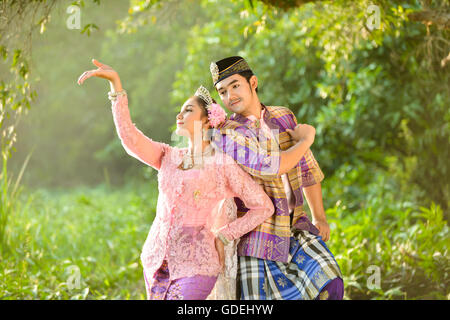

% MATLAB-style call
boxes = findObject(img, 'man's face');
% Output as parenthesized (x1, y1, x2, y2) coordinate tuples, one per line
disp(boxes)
(215, 74, 257, 115)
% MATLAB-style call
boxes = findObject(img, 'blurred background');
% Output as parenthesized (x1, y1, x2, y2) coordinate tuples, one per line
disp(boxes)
(0, 0, 448, 299)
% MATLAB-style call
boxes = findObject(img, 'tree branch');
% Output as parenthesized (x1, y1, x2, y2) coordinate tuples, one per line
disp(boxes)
(408, 9, 450, 29)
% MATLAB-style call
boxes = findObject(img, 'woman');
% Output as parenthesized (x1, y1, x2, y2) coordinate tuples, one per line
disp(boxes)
(77, 59, 282, 300)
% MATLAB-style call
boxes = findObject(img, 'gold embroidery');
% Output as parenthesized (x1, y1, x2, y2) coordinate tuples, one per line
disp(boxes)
(277, 277, 287, 288)
(319, 290, 329, 300)
(295, 254, 305, 265)
(210, 62, 219, 83)
(212, 59, 251, 83)
(167, 282, 184, 300)
(264, 240, 274, 259)
(262, 281, 268, 294)
(193, 190, 201, 201)
(313, 270, 328, 288)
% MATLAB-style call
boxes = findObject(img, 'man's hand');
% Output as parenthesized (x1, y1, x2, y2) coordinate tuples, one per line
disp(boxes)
(286, 123, 316, 144)
(312, 219, 330, 242)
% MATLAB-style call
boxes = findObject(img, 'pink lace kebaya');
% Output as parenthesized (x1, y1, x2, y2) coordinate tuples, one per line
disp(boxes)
(110, 94, 274, 294)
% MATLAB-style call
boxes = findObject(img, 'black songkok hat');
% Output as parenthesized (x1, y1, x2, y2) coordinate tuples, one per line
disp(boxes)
(210, 56, 253, 86)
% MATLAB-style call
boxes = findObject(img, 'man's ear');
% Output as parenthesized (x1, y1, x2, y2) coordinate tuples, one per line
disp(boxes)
(250, 75, 258, 92)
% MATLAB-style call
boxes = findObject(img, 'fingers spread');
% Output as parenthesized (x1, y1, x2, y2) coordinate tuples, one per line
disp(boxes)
(92, 59, 102, 67)
(77, 71, 88, 84)
(79, 71, 94, 84)
(78, 72, 88, 84)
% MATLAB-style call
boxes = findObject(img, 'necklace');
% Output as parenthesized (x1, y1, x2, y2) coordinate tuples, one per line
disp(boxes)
(179, 144, 214, 170)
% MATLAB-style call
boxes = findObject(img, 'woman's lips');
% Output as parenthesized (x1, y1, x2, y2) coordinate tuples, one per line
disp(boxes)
(230, 99, 240, 106)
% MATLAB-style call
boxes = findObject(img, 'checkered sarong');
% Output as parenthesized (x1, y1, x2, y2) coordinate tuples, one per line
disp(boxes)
(238, 229, 343, 300)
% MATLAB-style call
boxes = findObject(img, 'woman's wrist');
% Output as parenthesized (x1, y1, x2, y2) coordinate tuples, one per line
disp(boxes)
(109, 77, 123, 93)
(217, 232, 230, 246)
(108, 88, 127, 101)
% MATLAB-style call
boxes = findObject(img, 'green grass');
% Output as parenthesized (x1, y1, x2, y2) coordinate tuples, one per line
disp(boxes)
(0, 181, 158, 300)
(323, 168, 450, 300)
(1, 172, 448, 300)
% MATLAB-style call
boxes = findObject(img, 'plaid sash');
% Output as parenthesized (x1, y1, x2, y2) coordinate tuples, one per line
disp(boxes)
(238, 229, 343, 300)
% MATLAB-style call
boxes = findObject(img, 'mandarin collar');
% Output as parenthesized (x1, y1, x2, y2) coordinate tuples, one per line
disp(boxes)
(230, 103, 271, 125)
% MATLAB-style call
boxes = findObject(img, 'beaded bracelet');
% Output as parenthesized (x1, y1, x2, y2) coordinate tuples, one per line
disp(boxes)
(108, 89, 127, 101)
(217, 232, 230, 246)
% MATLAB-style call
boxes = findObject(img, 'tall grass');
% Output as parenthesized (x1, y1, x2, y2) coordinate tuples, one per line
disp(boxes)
(0, 150, 33, 257)
(323, 164, 450, 300)
(1, 159, 448, 299)
(0, 178, 159, 300)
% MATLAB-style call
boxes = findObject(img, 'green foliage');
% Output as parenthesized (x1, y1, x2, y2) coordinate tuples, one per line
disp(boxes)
(0, 145, 33, 255)
(1, 178, 447, 300)
(169, 0, 449, 212)
(2, 0, 448, 300)
(0, 182, 158, 299)
(318, 157, 449, 299)
(328, 199, 449, 299)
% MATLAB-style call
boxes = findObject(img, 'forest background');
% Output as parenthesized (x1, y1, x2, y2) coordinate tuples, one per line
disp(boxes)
(0, 0, 448, 299)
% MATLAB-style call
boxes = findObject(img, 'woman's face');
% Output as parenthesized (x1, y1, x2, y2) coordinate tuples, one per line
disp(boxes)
(175, 97, 208, 138)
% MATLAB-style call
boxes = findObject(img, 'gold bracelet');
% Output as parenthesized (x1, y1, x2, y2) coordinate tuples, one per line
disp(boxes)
(218, 232, 230, 246)
(108, 90, 127, 101)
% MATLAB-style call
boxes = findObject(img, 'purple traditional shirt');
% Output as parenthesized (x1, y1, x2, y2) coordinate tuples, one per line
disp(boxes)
(212, 104, 325, 263)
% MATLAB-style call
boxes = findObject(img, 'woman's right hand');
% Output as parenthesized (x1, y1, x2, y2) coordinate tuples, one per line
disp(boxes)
(77, 59, 121, 90)
(286, 123, 316, 146)
(214, 236, 225, 272)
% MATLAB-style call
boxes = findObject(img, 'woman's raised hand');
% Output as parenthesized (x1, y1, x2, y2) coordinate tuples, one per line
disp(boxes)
(77, 59, 120, 85)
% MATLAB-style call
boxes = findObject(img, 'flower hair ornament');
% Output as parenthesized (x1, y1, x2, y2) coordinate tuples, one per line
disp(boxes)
(194, 85, 227, 128)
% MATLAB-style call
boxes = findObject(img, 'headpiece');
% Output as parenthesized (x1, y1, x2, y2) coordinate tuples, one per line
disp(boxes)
(194, 85, 226, 128)
(194, 85, 213, 106)
(210, 56, 253, 86)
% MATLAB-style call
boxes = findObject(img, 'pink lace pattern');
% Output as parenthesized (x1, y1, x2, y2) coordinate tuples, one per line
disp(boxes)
(207, 198, 239, 300)
(111, 94, 274, 283)
(111, 94, 168, 170)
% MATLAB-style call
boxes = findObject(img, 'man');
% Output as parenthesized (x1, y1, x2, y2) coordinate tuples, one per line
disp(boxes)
(210, 56, 343, 300)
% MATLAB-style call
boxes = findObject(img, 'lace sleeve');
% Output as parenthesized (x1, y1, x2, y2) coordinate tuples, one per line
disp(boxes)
(111, 94, 168, 170)
(207, 198, 239, 300)
(218, 159, 274, 241)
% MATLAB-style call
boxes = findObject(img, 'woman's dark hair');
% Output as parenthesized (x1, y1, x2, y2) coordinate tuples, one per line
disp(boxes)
(192, 95, 217, 118)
